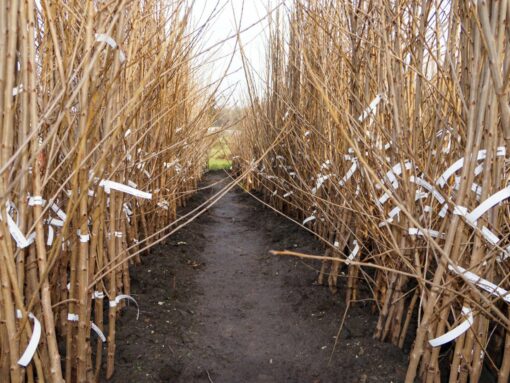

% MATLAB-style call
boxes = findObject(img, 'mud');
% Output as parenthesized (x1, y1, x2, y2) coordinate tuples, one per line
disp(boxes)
(106, 172, 407, 382)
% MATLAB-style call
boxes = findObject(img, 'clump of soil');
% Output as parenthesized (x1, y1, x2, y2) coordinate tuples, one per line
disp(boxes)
(106, 172, 407, 382)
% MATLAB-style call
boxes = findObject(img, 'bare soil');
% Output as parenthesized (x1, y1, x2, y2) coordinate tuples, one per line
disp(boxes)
(106, 172, 408, 382)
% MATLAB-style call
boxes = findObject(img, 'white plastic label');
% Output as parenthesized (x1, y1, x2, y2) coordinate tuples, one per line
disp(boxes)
(429, 307, 473, 347)
(449, 264, 510, 303)
(17, 311, 42, 367)
(99, 180, 152, 200)
(109, 294, 139, 320)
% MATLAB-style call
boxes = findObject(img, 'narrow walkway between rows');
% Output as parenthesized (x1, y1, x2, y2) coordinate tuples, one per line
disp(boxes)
(109, 172, 406, 383)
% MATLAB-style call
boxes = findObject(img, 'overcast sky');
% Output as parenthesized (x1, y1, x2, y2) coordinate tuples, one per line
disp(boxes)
(191, 0, 276, 106)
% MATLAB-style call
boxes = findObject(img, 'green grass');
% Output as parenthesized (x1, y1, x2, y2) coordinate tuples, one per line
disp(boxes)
(208, 137, 232, 170)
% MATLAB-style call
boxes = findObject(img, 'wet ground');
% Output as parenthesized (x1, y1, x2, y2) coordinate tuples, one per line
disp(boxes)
(107, 172, 407, 382)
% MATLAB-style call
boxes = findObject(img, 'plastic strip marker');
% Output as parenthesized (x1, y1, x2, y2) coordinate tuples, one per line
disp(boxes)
(99, 180, 152, 200)
(109, 294, 140, 320)
(16, 310, 42, 367)
(95, 33, 126, 63)
(448, 264, 510, 303)
(429, 307, 473, 347)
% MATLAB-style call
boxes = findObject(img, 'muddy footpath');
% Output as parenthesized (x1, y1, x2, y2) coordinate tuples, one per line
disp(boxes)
(106, 172, 408, 383)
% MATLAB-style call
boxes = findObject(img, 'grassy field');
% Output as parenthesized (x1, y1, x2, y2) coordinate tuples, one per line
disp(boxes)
(208, 137, 232, 170)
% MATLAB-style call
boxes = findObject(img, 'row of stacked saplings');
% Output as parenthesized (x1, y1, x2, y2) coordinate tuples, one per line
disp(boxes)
(0, 1, 214, 382)
(233, 0, 510, 382)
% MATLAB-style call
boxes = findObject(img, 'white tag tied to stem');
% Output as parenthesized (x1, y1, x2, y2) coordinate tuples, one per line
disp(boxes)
(99, 180, 152, 200)
(429, 307, 473, 347)
(448, 264, 510, 303)
(480, 227, 500, 245)
(124, 129, 132, 138)
(283, 191, 293, 198)
(66, 313, 106, 342)
(47, 226, 54, 246)
(498, 246, 510, 263)
(453, 206, 468, 217)
(358, 94, 384, 123)
(12, 84, 24, 96)
(109, 294, 139, 320)
(90, 322, 106, 342)
(321, 160, 331, 170)
(377, 161, 415, 205)
(28, 196, 45, 206)
(466, 185, 510, 227)
(339, 158, 358, 187)
(437, 147, 506, 187)
(157, 200, 169, 210)
(95, 33, 126, 63)
(47, 217, 64, 227)
(379, 190, 432, 227)
(16, 310, 41, 367)
(114, 231, 123, 238)
(346, 240, 360, 265)
(93, 291, 105, 299)
(123, 203, 133, 221)
(302, 215, 316, 225)
(408, 228, 445, 239)
(409, 177, 445, 204)
(438, 204, 449, 218)
(77, 230, 90, 243)
(384, 161, 414, 189)
(3, 206, 36, 248)
(51, 203, 67, 222)
(312, 174, 331, 194)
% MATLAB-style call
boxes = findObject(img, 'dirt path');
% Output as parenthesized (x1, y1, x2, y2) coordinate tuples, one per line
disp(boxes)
(108, 172, 407, 382)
